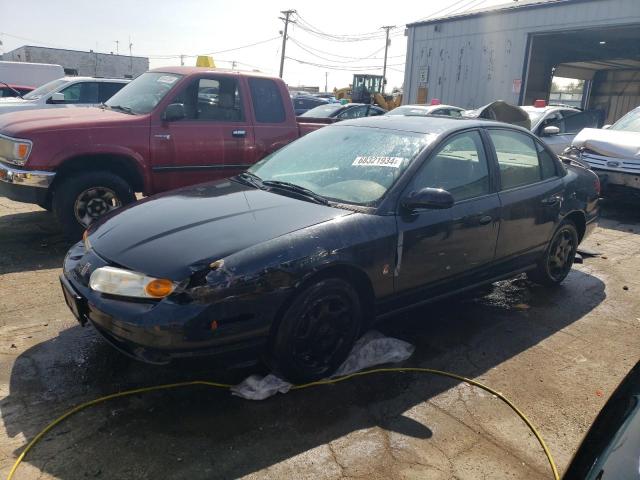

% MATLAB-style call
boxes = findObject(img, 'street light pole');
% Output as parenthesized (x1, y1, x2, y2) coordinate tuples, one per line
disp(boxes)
(279, 9, 296, 78)
(381, 25, 395, 94)
(325, 71, 328, 92)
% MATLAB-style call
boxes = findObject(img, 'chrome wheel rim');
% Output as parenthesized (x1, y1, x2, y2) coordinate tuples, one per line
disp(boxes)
(547, 229, 575, 281)
(74, 187, 121, 227)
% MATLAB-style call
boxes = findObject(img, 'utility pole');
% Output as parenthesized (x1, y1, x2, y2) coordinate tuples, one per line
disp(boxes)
(381, 25, 395, 94)
(114, 40, 119, 55)
(128, 36, 133, 76)
(180, 54, 185, 66)
(278, 9, 296, 78)
(325, 71, 328, 92)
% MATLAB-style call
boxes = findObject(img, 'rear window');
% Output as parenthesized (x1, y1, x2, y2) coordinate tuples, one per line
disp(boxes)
(248, 78, 286, 123)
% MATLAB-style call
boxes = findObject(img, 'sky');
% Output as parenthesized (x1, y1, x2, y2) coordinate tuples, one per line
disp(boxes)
(1, 0, 510, 91)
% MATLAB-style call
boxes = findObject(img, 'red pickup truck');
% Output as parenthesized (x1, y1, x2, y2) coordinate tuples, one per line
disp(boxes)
(0, 67, 324, 238)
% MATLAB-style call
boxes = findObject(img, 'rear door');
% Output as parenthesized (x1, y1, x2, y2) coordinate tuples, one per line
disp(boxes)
(487, 128, 564, 267)
(395, 129, 500, 294)
(150, 75, 255, 192)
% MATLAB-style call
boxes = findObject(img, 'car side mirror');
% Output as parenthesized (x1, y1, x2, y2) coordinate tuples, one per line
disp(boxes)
(542, 125, 560, 136)
(402, 187, 454, 210)
(602, 124, 611, 130)
(163, 103, 186, 122)
(48, 92, 66, 104)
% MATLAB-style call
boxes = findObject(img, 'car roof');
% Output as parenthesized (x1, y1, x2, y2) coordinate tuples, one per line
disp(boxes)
(337, 114, 529, 135)
(150, 66, 275, 79)
(397, 104, 462, 111)
(61, 76, 129, 83)
(521, 105, 578, 113)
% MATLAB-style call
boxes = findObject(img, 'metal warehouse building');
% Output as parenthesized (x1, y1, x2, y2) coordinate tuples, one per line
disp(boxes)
(2, 46, 148, 79)
(403, 0, 640, 123)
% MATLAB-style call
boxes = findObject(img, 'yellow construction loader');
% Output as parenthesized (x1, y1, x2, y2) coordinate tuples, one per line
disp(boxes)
(334, 74, 402, 111)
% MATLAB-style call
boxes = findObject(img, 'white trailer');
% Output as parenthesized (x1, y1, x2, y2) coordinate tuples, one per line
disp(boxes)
(0, 61, 65, 88)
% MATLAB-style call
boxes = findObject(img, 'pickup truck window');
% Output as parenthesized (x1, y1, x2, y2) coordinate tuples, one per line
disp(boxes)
(105, 72, 183, 114)
(173, 77, 244, 122)
(248, 78, 286, 123)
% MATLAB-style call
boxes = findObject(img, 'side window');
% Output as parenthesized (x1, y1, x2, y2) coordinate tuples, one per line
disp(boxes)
(537, 142, 558, 179)
(99, 82, 126, 102)
(171, 77, 243, 121)
(449, 109, 462, 118)
(489, 130, 541, 189)
(561, 110, 601, 134)
(410, 130, 490, 202)
(338, 106, 368, 120)
(60, 83, 81, 103)
(60, 82, 99, 103)
(248, 78, 285, 123)
(368, 107, 384, 116)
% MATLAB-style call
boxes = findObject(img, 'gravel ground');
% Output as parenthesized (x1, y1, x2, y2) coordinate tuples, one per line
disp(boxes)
(1, 196, 639, 480)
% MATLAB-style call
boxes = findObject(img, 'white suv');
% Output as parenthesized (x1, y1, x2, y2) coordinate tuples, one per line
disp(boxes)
(0, 77, 129, 115)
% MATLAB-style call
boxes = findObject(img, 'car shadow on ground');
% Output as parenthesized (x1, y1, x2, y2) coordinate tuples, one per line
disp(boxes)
(1, 269, 605, 479)
(0, 210, 69, 275)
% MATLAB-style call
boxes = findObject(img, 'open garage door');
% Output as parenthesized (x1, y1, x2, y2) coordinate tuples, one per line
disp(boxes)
(522, 24, 640, 123)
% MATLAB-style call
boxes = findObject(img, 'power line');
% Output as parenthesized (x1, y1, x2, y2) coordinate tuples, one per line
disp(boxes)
(289, 37, 385, 64)
(285, 56, 404, 72)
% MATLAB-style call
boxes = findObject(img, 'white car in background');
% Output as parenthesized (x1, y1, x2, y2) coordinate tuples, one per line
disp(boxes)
(0, 77, 129, 115)
(387, 104, 465, 118)
(521, 102, 602, 154)
(564, 106, 640, 201)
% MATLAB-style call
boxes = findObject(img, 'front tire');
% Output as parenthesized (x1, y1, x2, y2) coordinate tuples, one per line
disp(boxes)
(527, 220, 579, 287)
(270, 278, 362, 383)
(53, 171, 135, 240)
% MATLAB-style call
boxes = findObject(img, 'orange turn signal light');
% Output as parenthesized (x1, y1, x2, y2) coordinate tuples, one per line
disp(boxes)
(16, 143, 29, 159)
(145, 279, 175, 298)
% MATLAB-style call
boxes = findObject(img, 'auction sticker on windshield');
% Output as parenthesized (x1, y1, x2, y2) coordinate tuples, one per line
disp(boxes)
(352, 156, 404, 168)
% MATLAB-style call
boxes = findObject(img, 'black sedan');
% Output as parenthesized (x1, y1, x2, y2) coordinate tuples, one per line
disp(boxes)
(61, 116, 599, 382)
(300, 102, 386, 121)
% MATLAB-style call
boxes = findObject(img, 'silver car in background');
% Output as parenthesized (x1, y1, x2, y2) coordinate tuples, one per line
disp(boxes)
(0, 77, 129, 115)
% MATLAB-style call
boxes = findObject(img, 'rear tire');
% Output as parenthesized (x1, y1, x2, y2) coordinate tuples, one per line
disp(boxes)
(53, 171, 135, 240)
(527, 220, 578, 287)
(269, 278, 362, 383)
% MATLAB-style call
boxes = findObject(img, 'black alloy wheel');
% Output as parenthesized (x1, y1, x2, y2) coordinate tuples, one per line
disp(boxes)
(270, 278, 362, 383)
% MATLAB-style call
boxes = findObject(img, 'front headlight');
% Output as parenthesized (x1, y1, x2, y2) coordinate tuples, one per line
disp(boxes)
(89, 266, 176, 299)
(0, 134, 32, 166)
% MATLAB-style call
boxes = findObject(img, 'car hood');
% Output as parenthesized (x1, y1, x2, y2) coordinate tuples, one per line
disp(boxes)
(572, 128, 640, 160)
(90, 180, 352, 280)
(0, 107, 138, 136)
(463, 101, 531, 130)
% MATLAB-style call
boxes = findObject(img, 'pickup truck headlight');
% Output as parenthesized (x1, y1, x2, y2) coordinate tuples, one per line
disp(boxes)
(0, 134, 32, 166)
(89, 266, 177, 299)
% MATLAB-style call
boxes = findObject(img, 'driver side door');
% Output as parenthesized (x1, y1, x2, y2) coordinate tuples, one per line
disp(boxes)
(150, 75, 254, 192)
(395, 129, 500, 297)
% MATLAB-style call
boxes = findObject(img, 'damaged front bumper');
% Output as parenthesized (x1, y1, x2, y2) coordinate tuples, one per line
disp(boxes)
(60, 242, 279, 364)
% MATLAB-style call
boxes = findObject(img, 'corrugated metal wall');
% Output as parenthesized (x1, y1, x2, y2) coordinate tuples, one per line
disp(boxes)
(404, 0, 640, 108)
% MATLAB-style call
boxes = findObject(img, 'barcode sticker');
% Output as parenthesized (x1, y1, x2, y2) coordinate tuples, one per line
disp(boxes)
(352, 156, 404, 168)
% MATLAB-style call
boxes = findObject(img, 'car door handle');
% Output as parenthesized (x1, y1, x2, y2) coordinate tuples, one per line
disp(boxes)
(232, 130, 246, 138)
(154, 134, 171, 140)
(478, 215, 492, 225)
(541, 195, 561, 206)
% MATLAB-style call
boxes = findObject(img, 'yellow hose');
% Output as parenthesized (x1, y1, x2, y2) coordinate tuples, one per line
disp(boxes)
(6, 368, 559, 480)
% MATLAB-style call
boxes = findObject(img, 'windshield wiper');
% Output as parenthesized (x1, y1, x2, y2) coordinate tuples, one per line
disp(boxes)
(262, 180, 329, 205)
(235, 171, 264, 189)
(107, 104, 135, 114)
(0, 81, 23, 99)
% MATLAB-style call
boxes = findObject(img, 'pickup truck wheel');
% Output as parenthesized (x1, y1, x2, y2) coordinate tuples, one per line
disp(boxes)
(53, 171, 135, 240)
(527, 220, 578, 287)
(269, 278, 362, 383)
